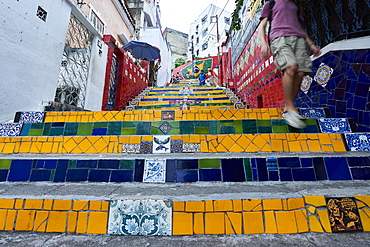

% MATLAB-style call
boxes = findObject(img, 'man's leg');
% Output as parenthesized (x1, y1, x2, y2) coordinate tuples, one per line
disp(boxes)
(282, 64, 298, 112)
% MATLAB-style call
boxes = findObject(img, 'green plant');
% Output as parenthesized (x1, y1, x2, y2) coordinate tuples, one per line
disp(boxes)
(174, 58, 186, 68)
(231, 0, 244, 31)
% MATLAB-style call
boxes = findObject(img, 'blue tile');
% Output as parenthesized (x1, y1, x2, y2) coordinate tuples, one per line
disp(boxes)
(199, 169, 222, 181)
(256, 158, 268, 181)
(176, 159, 198, 169)
(278, 158, 300, 168)
(252, 169, 258, 181)
(51, 122, 65, 127)
(301, 158, 313, 168)
(313, 158, 327, 180)
(88, 170, 110, 182)
(221, 159, 246, 182)
(98, 160, 119, 169)
(8, 160, 32, 181)
(250, 158, 257, 168)
(292, 168, 316, 181)
(134, 159, 145, 182)
(345, 133, 370, 151)
(0, 170, 8, 181)
(66, 169, 89, 182)
(324, 157, 352, 180)
(30, 170, 51, 181)
(279, 169, 293, 181)
(20, 123, 31, 136)
(76, 160, 98, 168)
(347, 157, 370, 167)
(176, 170, 198, 183)
(354, 96, 367, 110)
(355, 83, 369, 97)
(166, 159, 176, 182)
(92, 128, 107, 135)
(318, 118, 351, 133)
(268, 171, 279, 181)
(53, 160, 68, 182)
(110, 170, 134, 182)
(351, 168, 370, 180)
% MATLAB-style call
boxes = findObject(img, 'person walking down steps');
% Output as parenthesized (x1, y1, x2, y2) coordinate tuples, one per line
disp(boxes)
(259, 0, 321, 128)
(198, 70, 206, 86)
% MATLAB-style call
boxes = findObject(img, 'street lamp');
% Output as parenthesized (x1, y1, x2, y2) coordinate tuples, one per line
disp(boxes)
(210, 15, 222, 86)
(188, 36, 195, 79)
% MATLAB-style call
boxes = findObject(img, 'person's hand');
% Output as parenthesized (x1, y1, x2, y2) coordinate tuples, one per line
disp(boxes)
(310, 45, 322, 57)
(260, 43, 269, 59)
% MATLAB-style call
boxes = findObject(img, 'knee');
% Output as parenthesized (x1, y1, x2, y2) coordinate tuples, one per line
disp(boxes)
(284, 64, 298, 76)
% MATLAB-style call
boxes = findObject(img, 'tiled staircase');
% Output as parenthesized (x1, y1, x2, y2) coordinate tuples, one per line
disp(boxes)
(0, 81, 370, 236)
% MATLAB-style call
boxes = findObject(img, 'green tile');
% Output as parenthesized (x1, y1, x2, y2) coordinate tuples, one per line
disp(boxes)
(209, 121, 218, 134)
(64, 123, 79, 136)
(120, 160, 135, 169)
(121, 128, 136, 135)
(271, 119, 286, 126)
(257, 126, 272, 133)
(77, 123, 92, 135)
(256, 120, 271, 126)
(195, 126, 210, 134)
(68, 160, 77, 168)
(29, 129, 43, 136)
(94, 122, 108, 128)
(199, 159, 220, 168)
(220, 126, 235, 134)
(244, 158, 253, 181)
(31, 123, 45, 129)
(303, 119, 317, 125)
(0, 159, 12, 169)
(194, 121, 210, 127)
(136, 122, 151, 135)
(107, 122, 122, 135)
(50, 170, 55, 181)
(167, 121, 179, 128)
(242, 120, 258, 134)
(49, 127, 64, 136)
(122, 122, 136, 128)
(220, 120, 234, 126)
(272, 125, 288, 133)
(180, 121, 195, 134)
(234, 120, 243, 134)
(150, 127, 163, 135)
(42, 123, 51, 136)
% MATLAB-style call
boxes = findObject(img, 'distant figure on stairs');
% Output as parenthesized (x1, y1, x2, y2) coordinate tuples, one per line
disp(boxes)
(198, 70, 206, 86)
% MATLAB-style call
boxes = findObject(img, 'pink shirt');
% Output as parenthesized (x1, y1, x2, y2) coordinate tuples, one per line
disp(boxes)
(260, 0, 305, 42)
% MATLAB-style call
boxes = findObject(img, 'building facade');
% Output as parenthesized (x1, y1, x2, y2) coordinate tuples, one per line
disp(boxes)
(188, 4, 231, 59)
(163, 28, 189, 69)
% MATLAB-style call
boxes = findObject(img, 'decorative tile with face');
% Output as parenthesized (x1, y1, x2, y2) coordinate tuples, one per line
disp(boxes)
(108, 200, 172, 235)
(153, 135, 171, 154)
(143, 159, 166, 183)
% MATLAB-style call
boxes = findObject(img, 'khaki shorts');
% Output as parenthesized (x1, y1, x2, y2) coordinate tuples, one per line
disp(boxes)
(270, 36, 312, 74)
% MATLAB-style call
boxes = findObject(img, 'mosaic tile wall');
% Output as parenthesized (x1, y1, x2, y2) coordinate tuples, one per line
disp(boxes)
(0, 156, 369, 183)
(296, 49, 370, 132)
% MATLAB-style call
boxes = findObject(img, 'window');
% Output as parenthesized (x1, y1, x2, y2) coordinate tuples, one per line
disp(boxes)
(224, 17, 230, 24)
(201, 15, 207, 24)
(202, 41, 208, 51)
(195, 25, 199, 35)
(90, 10, 105, 34)
(196, 37, 199, 44)
(202, 28, 208, 37)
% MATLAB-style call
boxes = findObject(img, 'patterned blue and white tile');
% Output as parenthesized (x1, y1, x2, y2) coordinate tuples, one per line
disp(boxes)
(159, 121, 172, 134)
(153, 135, 171, 154)
(143, 159, 166, 183)
(345, 133, 370, 151)
(318, 118, 352, 133)
(171, 139, 183, 153)
(19, 112, 45, 123)
(183, 143, 200, 153)
(122, 143, 140, 153)
(299, 108, 326, 119)
(0, 123, 22, 137)
(108, 200, 172, 236)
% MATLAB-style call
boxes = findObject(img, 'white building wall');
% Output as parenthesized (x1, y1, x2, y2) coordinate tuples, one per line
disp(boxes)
(0, 0, 108, 122)
(189, 4, 231, 59)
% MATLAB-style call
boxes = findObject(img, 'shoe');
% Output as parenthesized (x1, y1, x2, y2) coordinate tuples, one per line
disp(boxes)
(282, 111, 306, 120)
(282, 111, 306, 129)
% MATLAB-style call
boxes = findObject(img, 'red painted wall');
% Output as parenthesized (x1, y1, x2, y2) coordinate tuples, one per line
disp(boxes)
(102, 35, 148, 111)
(233, 29, 284, 108)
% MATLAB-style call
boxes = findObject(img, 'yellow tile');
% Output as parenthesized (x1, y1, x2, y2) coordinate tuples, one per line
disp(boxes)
(263, 199, 283, 210)
(271, 140, 283, 152)
(288, 198, 305, 210)
(229, 143, 245, 152)
(355, 195, 370, 207)
(173, 212, 193, 235)
(15, 199, 24, 209)
(233, 200, 243, 212)
(76, 211, 88, 234)
(214, 200, 233, 212)
(332, 140, 347, 152)
(53, 199, 73, 211)
(295, 210, 309, 233)
(15, 210, 36, 231)
(5, 210, 16, 231)
(101, 201, 109, 212)
(300, 140, 309, 152)
(0, 210, 6, 230)
(276, 211, 298, 234)
(317, 209, 332, 233)
(0, 199, 15, 209)
(282, 199, 289, 211)
(200, 140, 209, 152)
(3, 143, 15, 154)
(33, 211, 49, 232)
(24, 199, 43, 210)
(205, 213, 225, 235)
(205, 200, 214, 212)
(308, 215, 324, 233)
(46, 211, 67, 233)
(225, 212, 242, 234)
(194, 213, 204, 235)
(307, 140, 322, 152)
(243, 212, 264, 234)
(185, 201, 205, 212)
(129, 136, 141, 144)
(319, 133, 332, 145)
(307, 206, 316, 214)
(87, 212, 108, 234)
(89, 201, 101, 211)
(44, 199, 53, 210)
(173, 201, 185, 212)
(190, 135, 200, 143)
(304, 196, 326, 207)
(67, 211, 78, 233)
(19, 142, 31, 153)
(264, 211, 278, 234)
(288, 141, 302, 152)
(243, 199, 262, 211)
(359, 208, 370, 232)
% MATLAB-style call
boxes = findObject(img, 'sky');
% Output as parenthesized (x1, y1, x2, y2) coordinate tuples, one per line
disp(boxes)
(159, 0, 235, 34)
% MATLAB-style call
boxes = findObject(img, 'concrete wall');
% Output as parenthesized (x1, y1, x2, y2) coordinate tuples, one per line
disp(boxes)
(164, 28, 188, 69)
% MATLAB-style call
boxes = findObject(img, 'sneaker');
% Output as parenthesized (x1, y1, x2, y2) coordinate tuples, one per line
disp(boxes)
(282, 111, 306, 129)
(282, 111, 306, 120)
